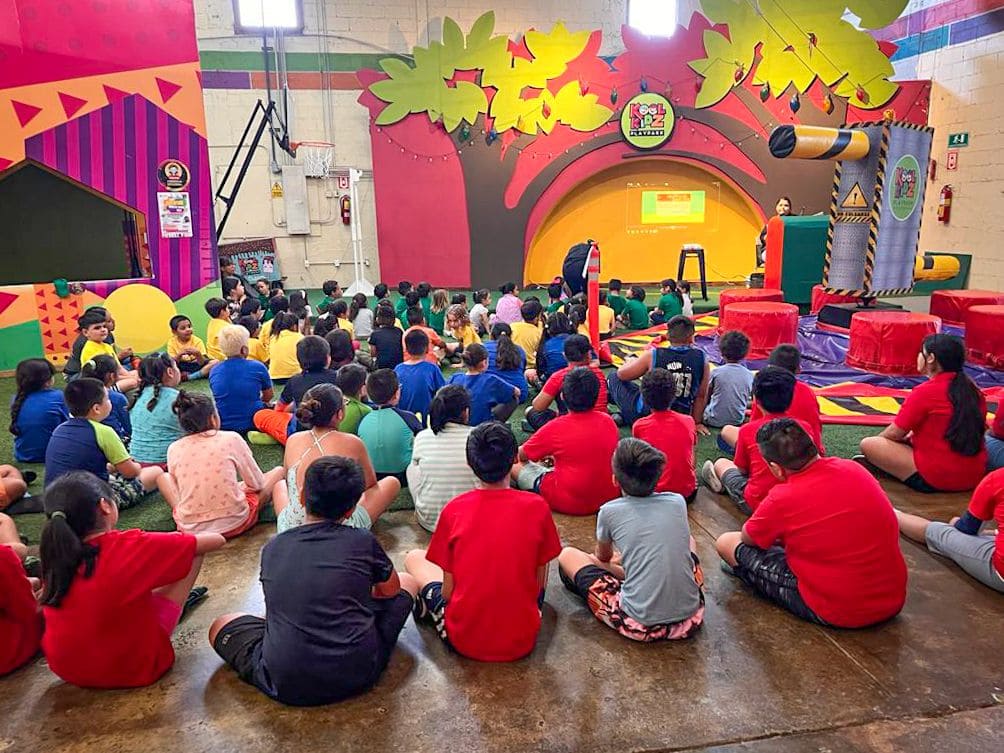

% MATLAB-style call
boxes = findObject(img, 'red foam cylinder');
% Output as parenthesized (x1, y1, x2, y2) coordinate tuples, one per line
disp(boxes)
(846, 311, 942, 375)
(965, 304, 1004, 370)
(719, 287, 784, 333)
(810, 284, 860, 315)
(719, 301, 799, 359)
(929, 289, 1004, 325)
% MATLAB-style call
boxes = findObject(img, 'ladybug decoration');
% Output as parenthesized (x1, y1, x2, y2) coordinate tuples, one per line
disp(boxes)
(734, 66, 744, 83)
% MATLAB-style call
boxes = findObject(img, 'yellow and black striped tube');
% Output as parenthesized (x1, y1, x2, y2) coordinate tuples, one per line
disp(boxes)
(769, 125, 871, 161)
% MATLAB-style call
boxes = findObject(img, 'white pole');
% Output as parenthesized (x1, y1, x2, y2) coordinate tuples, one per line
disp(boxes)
(345, 167, 374, 296)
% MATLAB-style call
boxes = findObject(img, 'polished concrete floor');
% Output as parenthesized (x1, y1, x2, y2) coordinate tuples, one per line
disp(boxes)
(2, 480, 1002, 753)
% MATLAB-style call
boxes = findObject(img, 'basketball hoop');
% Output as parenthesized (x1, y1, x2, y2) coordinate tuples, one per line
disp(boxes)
(292, 141, 335, 178)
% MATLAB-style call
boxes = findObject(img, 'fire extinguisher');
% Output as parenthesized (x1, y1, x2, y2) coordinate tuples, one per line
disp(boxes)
(937, 185, 953, 224)
(339, 195, 351, 225)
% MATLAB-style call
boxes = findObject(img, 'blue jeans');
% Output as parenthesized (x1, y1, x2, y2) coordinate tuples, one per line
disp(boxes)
(606, 373, 650, 426)
(987, 433, 1004, 472)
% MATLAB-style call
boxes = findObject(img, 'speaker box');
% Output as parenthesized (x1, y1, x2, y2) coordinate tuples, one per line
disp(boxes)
(818, 301, 904, 330)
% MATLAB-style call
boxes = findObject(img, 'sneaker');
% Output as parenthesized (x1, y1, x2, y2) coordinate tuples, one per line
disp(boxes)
(720, 560, 738, 577)
(181, 586, 209, 620)
(701, 460, 723, 493)
(5, 495, 44, 515)
(247, 430, 278, 446)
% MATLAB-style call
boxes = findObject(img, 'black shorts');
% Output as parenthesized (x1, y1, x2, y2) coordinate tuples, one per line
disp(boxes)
(559, 563, 607, 599)
(177, 360, 203, 374)
(904, 471, 941, 494)
(733, 545, 828, 626)
(213, 615, 266, 686)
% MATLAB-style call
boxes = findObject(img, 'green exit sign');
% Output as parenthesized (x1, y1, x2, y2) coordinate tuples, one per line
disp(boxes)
(947, 132, 970, 148)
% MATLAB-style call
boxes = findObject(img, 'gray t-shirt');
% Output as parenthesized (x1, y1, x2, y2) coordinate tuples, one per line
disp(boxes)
(596, 493, 701, 625)
(703, 362, 754, 427)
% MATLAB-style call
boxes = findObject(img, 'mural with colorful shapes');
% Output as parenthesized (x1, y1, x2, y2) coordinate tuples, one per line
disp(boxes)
(0, 0, 218, 372)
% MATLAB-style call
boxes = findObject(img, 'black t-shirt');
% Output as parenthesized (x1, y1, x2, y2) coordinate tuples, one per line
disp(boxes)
(561, 243, 591, 295)
(257, 521, 395, 705)
(369, 326, 405, 369)
(279, 368, 340, 406)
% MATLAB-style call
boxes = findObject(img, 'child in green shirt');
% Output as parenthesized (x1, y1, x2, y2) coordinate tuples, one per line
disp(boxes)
(336, 363, 372, 435)
(607, 278, 627, 318)
(620, 286, 650, 331)
(651, 279, 684, 325)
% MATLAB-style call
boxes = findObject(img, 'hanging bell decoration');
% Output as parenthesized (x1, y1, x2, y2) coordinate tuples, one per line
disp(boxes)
(822, 92, 834, 114)
(610, 87, 618, 105)
(640, 77, 648, 92)
(789, 92, 801, 113)
(759, 83, 770, 102)
(734, 65, 744, 83)
(486, 127, 498, 145)
(855, 85, 870, 104)
(459, 123, 471, 142)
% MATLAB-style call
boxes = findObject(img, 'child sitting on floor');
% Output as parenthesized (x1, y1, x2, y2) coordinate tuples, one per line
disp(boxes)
(715, 419, 907, 627)
(63, 307, 109, 379)
(209, 456, 418, 706)
(679, 280, 694, 317)
(394, 282, 413, 327)
(650, 279, 684, 325)
(484, 323, 528, 402)
(859, 334, 986, 493)
(204, 297, 231, 362)
(329, 300, 355, 339)
(0, 513, 41, 677)
(606, 278, 626, 319)
(350, 293, 374, 339)
(619, 286, 650, 331)
(558, 437, 704, 642)
(166, 315, 215, 381)
(45, 378, 164, 509)
(529, 310, 572, 387)
(40, 472, 225, 688)
(429, 289, 449, 335)
(403, 306, 448, 363)
(703, 330, 753, 430)
(274, 384, 400, 534)
(222, 276, 245, 321)
(448, 343, 520, 425)
(515, 367, 620, 515)
(370, 302, 405, 370)
(317, 279, 342, 314)
(545, 281, 565, 314)
(209, 324, 274, 433)
(895, 467, 1004, 593)
(510, 300, 544, 372)
(633, 368, 697, 502)
(597, 291, 616, 339)
(80, 356, 131, 443)
(128, 353, 184, 468)
(394, 329, 446, 423)
(525, 334, 605, 431)
(336, 364, 371, 435)
(161, 392, 284, 538)
(237, 315, 268, 363)
(446, 304, 481, 349)
(77, 312, 139, 392)
(608, 315, 710, 431)
(269, 312, 306, 382)
(701, 367, 822, 514)
(358, 369, 423, 485)
(10, 358, 68, 463)
(405, 422, 561, 661)
(469, 288, 491, 337)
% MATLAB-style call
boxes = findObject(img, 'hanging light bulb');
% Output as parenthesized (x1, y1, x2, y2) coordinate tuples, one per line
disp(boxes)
(640, 77, 648, 93)
(822, 92, 834, 114)
(610, 87, 618, 105)
(789, 93, 801, 113)
(760, 83, 770, 102)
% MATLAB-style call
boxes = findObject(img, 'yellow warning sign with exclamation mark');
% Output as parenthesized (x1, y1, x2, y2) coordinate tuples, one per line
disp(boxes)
(841, 182, 869, 210)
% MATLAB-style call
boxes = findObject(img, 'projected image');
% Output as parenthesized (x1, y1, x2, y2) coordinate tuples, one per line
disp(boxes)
(641, 190, 706, 224)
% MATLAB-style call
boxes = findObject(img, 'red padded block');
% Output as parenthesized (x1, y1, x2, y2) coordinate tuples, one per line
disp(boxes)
(965, 304, 1004, 370)
(719, 302, 799, 359)
(929, 289, 1004, 325)
(718, 287, 784, 334)
(847, 311, 941, 375)
(810, 284, 860, 315)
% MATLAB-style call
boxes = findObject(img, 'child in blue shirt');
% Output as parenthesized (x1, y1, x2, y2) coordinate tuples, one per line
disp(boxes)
(10, 358, 68, 463)
(484, 323, 528, 402)
(129, 353, 185, 466)
(44, 378, 164, 509)
(358, 370, 423, 484)
(448, 343, 520, 424)
(394, 329, 445, 424)
(209, 324, 275, 433)
(703, 330, 753, 429)
(80, 356, 131, 443)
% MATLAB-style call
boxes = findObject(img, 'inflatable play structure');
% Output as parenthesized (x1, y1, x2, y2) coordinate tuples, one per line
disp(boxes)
(0, 0, 219, 371)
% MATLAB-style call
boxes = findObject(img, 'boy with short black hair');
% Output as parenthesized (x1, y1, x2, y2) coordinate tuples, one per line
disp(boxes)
(510, 300, 544, 369)
(237, 315, 268, 363)
(703, 330, 753, 429)
(257, 295, 290, 362)
(45, 378, 163, 508)
(167, 314, 216, 381)
(633, 368, 697, 501)
(559, 437, 704, 642)
(515, 367, 620, 515)
(416, 282, 433, 323)
(336, 363, 371, 435)
(209, 456, 418, 706)
(525, 334, 606, 430)
(597, 290, 616, 339)
(373, 282, 389, 301)
(318, 280, 342, 314)
(606, 279, 626, 318)
(204, 297, 231, 361)
(702, 367, 822, 514)
(64, 308, 111, 379)
(619, 286, 650, 331)
(358, 369, 423, 484)
(746, 344, 823, 452)
(403, 306, 447, 363)
(608, 314, 710, 430)
(77, 311, 139, 392)
(546, 282, 565, 313)
(405, 422, 561, 662)
(715, 419, 906, 627)
(395, 331, 446, 425)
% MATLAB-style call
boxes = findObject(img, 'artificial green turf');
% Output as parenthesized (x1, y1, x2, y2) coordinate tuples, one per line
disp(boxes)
(1, 369, 871, 545)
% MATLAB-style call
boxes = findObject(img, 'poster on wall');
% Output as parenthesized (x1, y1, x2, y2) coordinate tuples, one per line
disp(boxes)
(157, 191, 193, 238)
(218, 238, 282, 282)
(641, 190, 706, 224)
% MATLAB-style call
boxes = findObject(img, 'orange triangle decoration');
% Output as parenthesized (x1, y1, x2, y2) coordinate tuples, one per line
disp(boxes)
(12, 100, 42, 127)
(156, 77, 182, 103)
(103, 85, 130, 104)
(58, 92, 88, 118)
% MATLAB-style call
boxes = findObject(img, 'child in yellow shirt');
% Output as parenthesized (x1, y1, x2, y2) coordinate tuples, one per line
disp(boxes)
(78, 313, 139, 391)
(268, 312, 304, 380)
(446, 304, 481, 349)
(204, 298, 230, 361)
(330, 300, 356, 340)
(237, 315, 269, 363)
(597, 291, 616, 339)
(167, 314, 217, 381)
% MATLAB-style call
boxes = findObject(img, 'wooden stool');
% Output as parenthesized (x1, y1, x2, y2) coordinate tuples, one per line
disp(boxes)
(719, 302, 799, 359)
(677, 244, 708, 301)
(929, 289, 1004, 325)
(846, 311, 941, 375)
(965, 304, 1004, 370)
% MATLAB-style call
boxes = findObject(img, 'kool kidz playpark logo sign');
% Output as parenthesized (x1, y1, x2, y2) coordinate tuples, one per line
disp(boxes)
(620, 93, 675, 150)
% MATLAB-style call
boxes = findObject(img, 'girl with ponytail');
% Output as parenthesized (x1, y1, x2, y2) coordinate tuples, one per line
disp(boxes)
(275, 383, 399, 534)
(128, 353, 184, 467)
(860, 334, 987, 493)
(447, 342, 521, 424)
(484, 322, 529, 404)
(407, 385, 478, 531)
(160, 393, 284, 538)
(39, 471, 225, 688)
(10, 357, 67, 463)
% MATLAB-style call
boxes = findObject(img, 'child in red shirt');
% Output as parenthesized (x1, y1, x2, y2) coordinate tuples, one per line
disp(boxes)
(895, 467, 1004, 593)
(515, 367, 620, 515)
(716, 419, 907, 627)
(524, 334, 607, 431)
(406, 422, 561, 661)
(859, 334, 987, 493)
(40, 471, 226, 688)
(632, 368, 697, 501)
(0, 513, 41, 676)
(702, 367, 822, 513)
